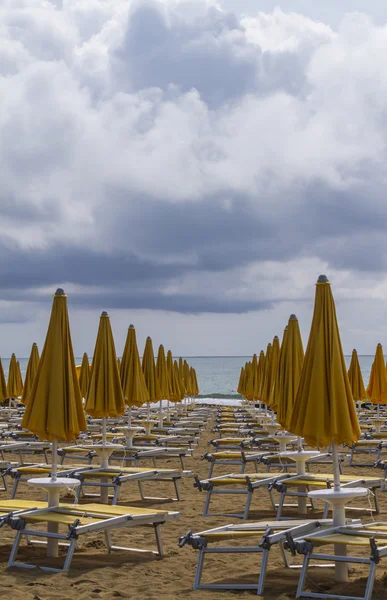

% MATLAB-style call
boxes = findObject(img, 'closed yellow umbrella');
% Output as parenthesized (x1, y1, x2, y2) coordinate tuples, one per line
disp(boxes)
(237, 366, 245, 396)
(78, 352, 90, 400)
(244, 362, 254, 401)
(183, 360, 193, 397)
(288, 275, 363, 583)
(142, 337, 162, 426)
(190, 367, 199, 396)
(117, 358, 121, 371)
(259, 344, 271, 402)
(266, 336, 280, 407)
(156, 345, 170, 426)
(21, 288, 87, 556)
(366, 344, 387, 404)
(256, 351, 265, 401)
(21, 343, 40, 406)
(174, 360, 185, 406)
(289, 276, 360, 448)
(7, 353, 23, 400)
(121, 325, 150, 409)
(85, 312, 125, 420)
(270, 329, 287, 412)
(274, 315, 304, 430)
(16, 361, 23, 394)
(167, 351, 180, 403)
(0, 359, 7, 404)
(366, 343, 387, 428)
(348, 349, 366, 404)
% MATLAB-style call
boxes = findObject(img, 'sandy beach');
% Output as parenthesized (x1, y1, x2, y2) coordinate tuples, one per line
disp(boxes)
(0, 409, 384, 600)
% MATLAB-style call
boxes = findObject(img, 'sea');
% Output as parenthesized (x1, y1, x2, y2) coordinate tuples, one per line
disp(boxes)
(7, 355, 376, 407)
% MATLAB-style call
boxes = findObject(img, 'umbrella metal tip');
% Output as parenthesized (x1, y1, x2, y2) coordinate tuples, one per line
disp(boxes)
(317, 274, 329, 283)
(289, 314, 297, 320)
(55, 288, 65, 295)
(147, 336, 151, 340)
(101, 311, 109, 317)
(129, 324, 134, 329)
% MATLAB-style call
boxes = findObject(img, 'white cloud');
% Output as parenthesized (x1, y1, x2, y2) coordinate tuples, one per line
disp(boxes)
(1, 0, 387, 355)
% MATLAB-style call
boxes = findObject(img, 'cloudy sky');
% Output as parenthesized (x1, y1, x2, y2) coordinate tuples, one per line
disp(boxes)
(1, 0, 387, 357)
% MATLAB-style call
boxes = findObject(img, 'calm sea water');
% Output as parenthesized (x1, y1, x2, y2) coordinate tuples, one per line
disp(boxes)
(5, 355, 376, 405)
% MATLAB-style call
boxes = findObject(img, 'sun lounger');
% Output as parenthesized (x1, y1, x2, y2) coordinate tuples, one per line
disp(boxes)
(73, 466, 192, 504)
(7, 464, 92, 498)
(179, 519, 359, 595)
(347, 439, 387, 467)
(287, 521, 387, 600)
(194, 473, 291, 518)
(273, 473, 382, 520)
(109, 447, 193, 470)
(0, 500, 179, 572)
(200, 450, 269, 477)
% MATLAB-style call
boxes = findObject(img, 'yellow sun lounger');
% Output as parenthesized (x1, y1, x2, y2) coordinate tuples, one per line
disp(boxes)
(273, 473, 382, 520)
(194, 472, 292, 518)
(288, 521, 387, 600)
(73, 465, 192, 504)
(179, 518, 358, 594)
(0, 500, 179, 573)
(200, 450, 269, 477)
(348, 439, 387, 466)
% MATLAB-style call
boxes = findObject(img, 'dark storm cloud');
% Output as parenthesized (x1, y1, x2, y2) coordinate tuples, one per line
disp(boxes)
(112, 1, 308, 107)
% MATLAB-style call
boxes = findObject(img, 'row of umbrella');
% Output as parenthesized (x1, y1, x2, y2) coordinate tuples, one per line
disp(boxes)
(240, 322, 387, 418)
(0, 351, 35, 404)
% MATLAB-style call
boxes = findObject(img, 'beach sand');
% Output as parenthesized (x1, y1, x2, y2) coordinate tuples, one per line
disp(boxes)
(0, 411, 386, 599)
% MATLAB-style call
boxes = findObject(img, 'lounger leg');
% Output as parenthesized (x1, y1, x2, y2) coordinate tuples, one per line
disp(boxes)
(104, 529, 112, 552)
(112, 485, 120, 505)
(374, 490, 380, 514)
(268, 488, 276, 510)
(322, 501, 329, 519)
(179, 456, 184, 470)
(8, 531, 22, 568)
(365, 561, 377, 600)
(243, 490, 252, 520)
(74, 484, 82, 504)
(208, 463, 214, 478)
(296, 553, 310, 598)
(138, 481, 145, 501)
(194, 549, 205, 590)
(11, 478, 19, 499)
(152, 457, 157, 468)
(62, 539, 77, 571)
(154, 524, 163, 557)
(1, 474, 7, 492)
(173, 479, 181, 501)
(257, 549, 269, 595)
(203, 490, 212, 516)
(276, 492, 285, 520)
(59, 453, 65, 465)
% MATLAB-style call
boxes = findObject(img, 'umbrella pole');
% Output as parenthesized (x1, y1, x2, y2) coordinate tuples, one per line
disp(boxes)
(147, 401, 150, 421)
(51, 438, 58, 483)
(102, 416, 107, 447)
(128, 405, 132, 428)
(159, 400, 163, 428)
(331, 439, 348, 582)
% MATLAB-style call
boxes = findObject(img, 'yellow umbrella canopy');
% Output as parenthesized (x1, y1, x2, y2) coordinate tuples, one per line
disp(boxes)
(117, 358, 121, 371)
(156, 345, 170, 399)
(166, 351, 178, 402)
(237, 366, 245, 395)
(21, 343, 40, 406)
(16, 361, 23, 392)
(121, 325, 150, 408)
(348, 349, 366, 403)
(0, 359, 7, 403)
(78, 352, 90, 399)
(366, 343, 387, 405)
(142, 337, 162, 403)
(243, 362, 254, 400)
(7, 354, 23, 398)
(183, 360, 193, 396)
(178, 357, 184, 381)
(270, 327, 289, 413)
(190, 367, 199, 396)
(173, 360, 185, 401)
(259, 345, 271, 402)
(256, 351, 265, 400)
(85, 312, 125, 419)
(22, 289, 86, 442)
(288, 275, 360, 448)
(251, 354, 259, 401)
(274, 315, 304, 430)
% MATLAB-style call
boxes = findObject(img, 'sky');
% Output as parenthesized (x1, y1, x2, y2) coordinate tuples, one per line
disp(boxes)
(2, 0, 387, 357)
